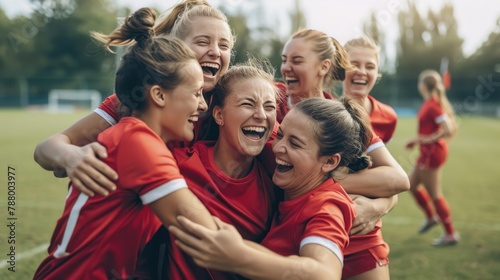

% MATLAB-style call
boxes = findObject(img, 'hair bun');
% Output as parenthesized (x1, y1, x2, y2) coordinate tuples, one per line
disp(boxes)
(348, 155, 371, 173)
(124, 8, 157, 44)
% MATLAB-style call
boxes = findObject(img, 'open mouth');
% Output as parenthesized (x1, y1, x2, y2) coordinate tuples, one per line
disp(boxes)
(352, 79, 367, 85)
(200, 62, 220, 77)
(188, 115, 199, 124)
(242, 126, 267, 140)
(285, 77, 298, 85)
(275, 158, 293, 173)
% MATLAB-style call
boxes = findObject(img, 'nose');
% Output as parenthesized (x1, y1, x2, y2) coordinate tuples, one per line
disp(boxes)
(198, 94, 208, 112)
(208, 44, 221, 58)
(272, 137, 285, 154)
(254, 105, 266, 120)
(281, 61, 291, 73)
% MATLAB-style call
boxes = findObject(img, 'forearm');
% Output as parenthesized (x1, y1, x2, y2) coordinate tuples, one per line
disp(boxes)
(340, 167, 407, 198)
(34, 134, 73, 171)
(233, 246, 335, 280)
(371, 195, 398, 216)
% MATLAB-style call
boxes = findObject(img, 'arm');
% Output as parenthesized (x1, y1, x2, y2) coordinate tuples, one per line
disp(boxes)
(349, 194, 398, 235)
(33, 112, 118, 196)
(339, 146, 410, 198)
(149, 189, 218, 231)
(169, 216, 341, 280)
(406, 118, 453, 148)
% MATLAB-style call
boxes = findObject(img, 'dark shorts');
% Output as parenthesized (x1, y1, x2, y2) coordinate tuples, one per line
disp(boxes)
(342, 244, 390, 279)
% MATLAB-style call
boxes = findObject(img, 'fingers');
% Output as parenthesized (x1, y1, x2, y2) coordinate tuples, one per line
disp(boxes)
(89, 142, 109, 159)
(169, 224, 205, 248)
(176, 216, 210, 238)
(69, 162, 115, 196)
(67, 144, 118, 196)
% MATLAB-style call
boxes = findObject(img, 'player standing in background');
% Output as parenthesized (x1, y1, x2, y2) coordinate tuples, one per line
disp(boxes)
(405, 69, 459, 246)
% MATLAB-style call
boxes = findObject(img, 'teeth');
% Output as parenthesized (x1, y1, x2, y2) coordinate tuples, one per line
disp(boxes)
(242, 126, 266, 133)
(200, 62, 220, 69)
(276, 158, 292, 166)
(353, 79, 367, 84)
(285, 77, 297, 81)
(188, 116, 198, 122)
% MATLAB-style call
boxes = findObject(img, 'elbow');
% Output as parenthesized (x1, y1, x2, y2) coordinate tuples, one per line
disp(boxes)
(388, 168, 410, 194)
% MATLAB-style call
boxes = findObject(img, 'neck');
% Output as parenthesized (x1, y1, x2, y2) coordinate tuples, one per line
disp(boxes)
(284, 176, 327, 200)
(213, 140, 254, 179)
(289, 88, 324, 106)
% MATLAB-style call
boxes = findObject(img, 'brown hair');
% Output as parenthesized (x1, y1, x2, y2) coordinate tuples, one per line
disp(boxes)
(290, 29, 354, 89)
(419, 69, 457, 137)
(200, 57, 278, 141)
(91, 8, 197, 114)
(294, 97, 373, 177)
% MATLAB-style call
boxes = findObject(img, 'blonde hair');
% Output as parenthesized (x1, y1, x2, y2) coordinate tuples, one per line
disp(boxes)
(155, 0, 234, 48)
(290, 29, 354, 90)
(200, 58, 278, 141)
(419, 69, 457, 137)
(344, 36, 380, 63)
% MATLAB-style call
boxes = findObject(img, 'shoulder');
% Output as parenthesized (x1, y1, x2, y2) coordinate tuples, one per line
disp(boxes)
(369, 95, 397, 118)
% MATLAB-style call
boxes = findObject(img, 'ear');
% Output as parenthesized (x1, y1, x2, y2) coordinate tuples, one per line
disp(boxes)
(149, 85, 167, 107)
(321, 153, 341, 174)
(212, 105, 224, 126)
(375, 73, 383, 84)
(319, 59, 332, 76)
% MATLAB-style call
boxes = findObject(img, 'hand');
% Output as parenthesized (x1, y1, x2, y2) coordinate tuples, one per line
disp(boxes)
(404, 138, 417, 150)
(168, 216, 248, 272)
(350, 195, 384, 235)
(62, 142, 118, 196)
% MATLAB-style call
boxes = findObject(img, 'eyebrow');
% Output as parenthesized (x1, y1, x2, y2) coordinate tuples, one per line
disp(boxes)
(278, 127, 307, 146)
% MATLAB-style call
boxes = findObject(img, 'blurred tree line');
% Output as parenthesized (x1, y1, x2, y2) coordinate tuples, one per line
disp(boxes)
(1, 0, 499, 111)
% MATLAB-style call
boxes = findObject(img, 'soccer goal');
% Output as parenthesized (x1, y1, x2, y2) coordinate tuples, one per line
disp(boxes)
(47, 89, 102, 112)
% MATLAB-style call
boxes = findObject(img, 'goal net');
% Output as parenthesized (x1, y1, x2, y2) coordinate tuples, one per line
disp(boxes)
(48, 89, 102, 112)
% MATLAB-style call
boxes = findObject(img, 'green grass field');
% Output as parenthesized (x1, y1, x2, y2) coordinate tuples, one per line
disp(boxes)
(1, 109, 499, 279)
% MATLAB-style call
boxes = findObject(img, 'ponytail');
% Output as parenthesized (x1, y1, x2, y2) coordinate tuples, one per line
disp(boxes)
(330, 37, 354, 81)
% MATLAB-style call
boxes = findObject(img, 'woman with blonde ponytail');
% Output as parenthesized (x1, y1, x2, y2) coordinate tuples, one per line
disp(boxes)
(277, 28, 409, 280)
(405, 69, 459, 246)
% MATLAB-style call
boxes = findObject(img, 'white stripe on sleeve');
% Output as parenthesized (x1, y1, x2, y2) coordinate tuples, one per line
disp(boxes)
(435, 114, 447, 124)
(94, 108, 117, 126)
(140, 178, 188, 205)
(300, 236, 344, 267)
(366, 140, 385, 154)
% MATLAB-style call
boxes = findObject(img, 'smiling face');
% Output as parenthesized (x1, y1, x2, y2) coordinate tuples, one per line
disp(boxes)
(343, 46, 379, 98)
(214, 77, 277, 157)
(272, 109, 331, 198)
(182, 16, 232, 93)
(281, 38, 326, 100)
(161, 60, 205, 142)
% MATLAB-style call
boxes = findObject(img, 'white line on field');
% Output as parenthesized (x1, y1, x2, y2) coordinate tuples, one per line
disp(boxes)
(0, 243, 48, 269)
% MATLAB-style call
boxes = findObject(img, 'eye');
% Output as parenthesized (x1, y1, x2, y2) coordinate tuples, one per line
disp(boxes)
(265, 105, 276, 111)
(220, 43, 230, 50)
(196, 40, 209, 46)
(276, 131, 283, 139)
(290, 141, 300, 148)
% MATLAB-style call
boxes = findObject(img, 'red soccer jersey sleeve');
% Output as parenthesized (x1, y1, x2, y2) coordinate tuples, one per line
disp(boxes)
(261, 179, 355, 265)
(34, 118, 187, 280)
(368, 95, 398, 143)
(94, 93, 120, 125)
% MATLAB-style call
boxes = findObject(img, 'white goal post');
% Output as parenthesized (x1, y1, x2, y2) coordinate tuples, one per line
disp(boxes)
(48, 89, 102, 112)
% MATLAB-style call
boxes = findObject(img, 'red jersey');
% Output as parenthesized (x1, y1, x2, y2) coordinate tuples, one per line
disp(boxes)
(368, 95, 397, 143)
(261, 179, 355, 266)
(136, 141, 278, 280)
(34, 117, 187, 280)
(416, 97, 448, 168)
